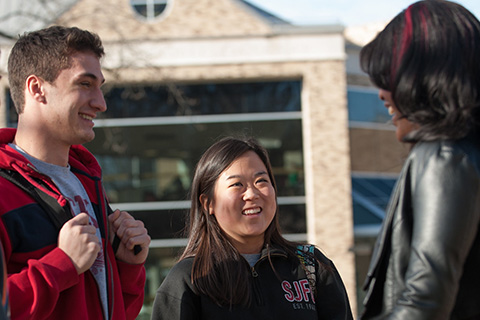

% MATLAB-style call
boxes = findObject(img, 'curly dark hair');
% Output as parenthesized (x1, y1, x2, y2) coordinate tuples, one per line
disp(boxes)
(360, 0, 480, 142)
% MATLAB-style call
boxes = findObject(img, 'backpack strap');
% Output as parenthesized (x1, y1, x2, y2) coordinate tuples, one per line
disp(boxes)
(296, 244, 317, 297)
(0, 169, 71, 229)
(107, 205, 142, 255)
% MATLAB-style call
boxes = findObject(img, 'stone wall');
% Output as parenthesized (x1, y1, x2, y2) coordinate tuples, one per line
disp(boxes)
(302, 60, 356, 311)
(350, 127, 410, 174)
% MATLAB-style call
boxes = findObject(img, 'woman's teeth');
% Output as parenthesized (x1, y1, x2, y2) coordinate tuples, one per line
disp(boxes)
(242, 208, 261, 215)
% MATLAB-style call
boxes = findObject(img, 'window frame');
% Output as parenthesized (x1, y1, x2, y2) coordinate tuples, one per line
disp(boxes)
(130, 0, 171, 21)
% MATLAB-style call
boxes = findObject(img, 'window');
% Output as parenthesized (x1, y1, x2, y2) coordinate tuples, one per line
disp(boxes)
(348, 86, 390, 124)
(98, 81, 301, 119)
(91, 120, 304, 203)
(130, 0, 170, 21)
(352, 174, 397, 236)
(351, 174, 398, 315)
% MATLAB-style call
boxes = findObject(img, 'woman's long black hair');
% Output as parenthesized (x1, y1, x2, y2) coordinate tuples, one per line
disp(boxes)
(179, 136, 299, 306)
(360, 0, 480, 142)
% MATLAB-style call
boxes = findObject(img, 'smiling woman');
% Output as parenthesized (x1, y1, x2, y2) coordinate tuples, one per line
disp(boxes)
(150, 136, 354, 320)
(378, 88, 418, 142)
(202, 150, 277, 254)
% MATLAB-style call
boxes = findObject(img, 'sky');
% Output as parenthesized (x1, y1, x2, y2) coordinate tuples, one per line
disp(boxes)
(246, 0, 480, 27)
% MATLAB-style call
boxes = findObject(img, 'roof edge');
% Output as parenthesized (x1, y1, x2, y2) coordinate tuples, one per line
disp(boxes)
(235, 0, 292, 26)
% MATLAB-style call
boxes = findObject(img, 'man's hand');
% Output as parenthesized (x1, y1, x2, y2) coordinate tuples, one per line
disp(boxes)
(108, 209, 150, 264)
(58, 213, 101, 274)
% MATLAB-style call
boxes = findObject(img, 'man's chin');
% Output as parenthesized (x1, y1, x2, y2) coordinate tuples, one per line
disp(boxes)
(74, 132, 95, 145)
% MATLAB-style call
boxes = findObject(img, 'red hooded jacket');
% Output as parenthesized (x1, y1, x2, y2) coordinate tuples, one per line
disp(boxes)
(0, 128, 145, 320)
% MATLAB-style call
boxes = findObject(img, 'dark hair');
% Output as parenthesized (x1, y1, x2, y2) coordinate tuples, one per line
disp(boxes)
(360, 0, 480, 141)
(180, 136, 298, 306)
(8, 25, 104, 114)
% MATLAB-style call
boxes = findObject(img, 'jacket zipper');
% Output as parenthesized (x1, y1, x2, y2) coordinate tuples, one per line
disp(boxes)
(98, 181, 112, 320)
(249, 244, 288, 306)
(251, 266, 264, 305)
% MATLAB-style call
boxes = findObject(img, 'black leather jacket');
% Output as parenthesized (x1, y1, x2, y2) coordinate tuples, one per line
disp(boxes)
(361, 135, 480, 320)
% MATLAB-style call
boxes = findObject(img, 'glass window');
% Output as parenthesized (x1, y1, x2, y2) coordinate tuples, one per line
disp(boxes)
(86, 119, 304, 203)
(100, 81, 301, 119)
(348, 86, 390, 124)
(130, 0, 170, 21)
(351, 174, 397, 235)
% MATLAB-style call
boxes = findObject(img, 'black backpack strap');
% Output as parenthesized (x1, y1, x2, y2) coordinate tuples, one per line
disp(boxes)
(106, 204, 142, 256)
(0, 169, 72, 229)
(106, 205, 121, 254)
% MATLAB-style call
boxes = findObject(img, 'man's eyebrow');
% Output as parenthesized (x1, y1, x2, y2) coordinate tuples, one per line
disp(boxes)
(78, 72, 105, 84)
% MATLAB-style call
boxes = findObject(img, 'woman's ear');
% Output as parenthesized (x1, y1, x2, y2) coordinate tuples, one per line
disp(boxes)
(199, 194, 214, 215)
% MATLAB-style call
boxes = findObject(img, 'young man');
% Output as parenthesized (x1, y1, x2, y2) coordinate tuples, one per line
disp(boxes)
(0, 26, 150, 319)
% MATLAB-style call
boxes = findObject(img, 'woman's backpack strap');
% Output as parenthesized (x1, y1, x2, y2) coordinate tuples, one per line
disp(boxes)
(296, 244, 317, 297)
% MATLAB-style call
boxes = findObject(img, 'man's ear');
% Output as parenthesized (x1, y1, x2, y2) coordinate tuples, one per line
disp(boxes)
(25, 75, 46, 103)
(199, 194, 213, 215)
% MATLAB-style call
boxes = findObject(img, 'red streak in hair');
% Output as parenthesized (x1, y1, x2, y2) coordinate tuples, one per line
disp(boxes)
(399, 5, 413, 60)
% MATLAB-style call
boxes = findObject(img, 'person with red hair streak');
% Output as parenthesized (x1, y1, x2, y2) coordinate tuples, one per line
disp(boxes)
(360, 1, 480, 319)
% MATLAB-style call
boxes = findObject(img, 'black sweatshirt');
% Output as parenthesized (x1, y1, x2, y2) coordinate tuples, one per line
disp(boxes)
(151, 245, 353, 320)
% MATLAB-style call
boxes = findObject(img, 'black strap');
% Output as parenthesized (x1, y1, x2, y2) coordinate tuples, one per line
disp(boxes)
(107, 202, 142, 256)
(0, 169, 71, 229)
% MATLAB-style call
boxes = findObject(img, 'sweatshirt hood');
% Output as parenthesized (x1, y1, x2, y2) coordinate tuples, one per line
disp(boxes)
(0, 128, 102, 178)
